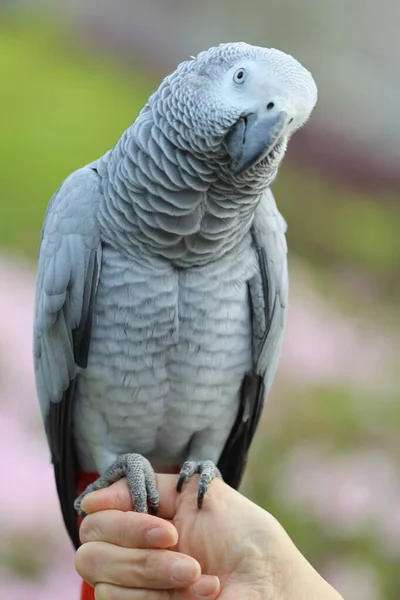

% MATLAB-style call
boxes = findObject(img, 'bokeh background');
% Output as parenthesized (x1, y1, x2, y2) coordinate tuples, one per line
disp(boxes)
(1, 2, 400, 599)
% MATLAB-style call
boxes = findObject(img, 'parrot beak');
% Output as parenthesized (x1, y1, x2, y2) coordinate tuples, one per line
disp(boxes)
(225, 110, 288, 174)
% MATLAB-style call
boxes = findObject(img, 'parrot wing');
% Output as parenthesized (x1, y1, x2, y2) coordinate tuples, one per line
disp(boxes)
(34, 164, 102, 548)
(217, 187, 288, 488)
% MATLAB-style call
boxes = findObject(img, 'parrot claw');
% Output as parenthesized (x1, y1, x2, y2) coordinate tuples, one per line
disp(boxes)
(74, 453, 159, 515)
(177, 460, 222, 509)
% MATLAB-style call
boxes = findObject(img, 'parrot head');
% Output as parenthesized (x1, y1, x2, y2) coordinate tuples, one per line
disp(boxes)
(152, 42, 317, 178)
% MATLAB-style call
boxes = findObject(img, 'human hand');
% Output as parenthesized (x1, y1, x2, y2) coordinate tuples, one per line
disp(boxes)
(75, 475, 343, 600)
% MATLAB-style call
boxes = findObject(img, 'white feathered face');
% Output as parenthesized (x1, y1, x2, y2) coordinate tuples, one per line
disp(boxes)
(157, 42, 318, 174)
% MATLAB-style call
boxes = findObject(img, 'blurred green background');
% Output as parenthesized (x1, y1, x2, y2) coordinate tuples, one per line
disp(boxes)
(1, 5, 399, 600)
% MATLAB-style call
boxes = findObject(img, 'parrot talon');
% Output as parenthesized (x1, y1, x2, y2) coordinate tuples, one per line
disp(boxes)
(197, 487, 206, 510)
(177, 460, 222, 508)
(74, 453, 159, 515)
(74, 503, 87, 518)
(176, 476, 186, 494)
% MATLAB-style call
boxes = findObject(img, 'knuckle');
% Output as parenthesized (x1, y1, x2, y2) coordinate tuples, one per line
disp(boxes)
(120, 511, 157, 548)
(116, 482, 133, 511)
(79, 514, 99, 543)
(141, 591, 170, 600)
(74, 542, 99, 581)
(118, 512, 140, 547)
(94, 583, 112, 600)
(142, 548, 157, 575)
(140, 548, 162, 579)
(95, 584, 171, 600)
(155, 592, 171, 600)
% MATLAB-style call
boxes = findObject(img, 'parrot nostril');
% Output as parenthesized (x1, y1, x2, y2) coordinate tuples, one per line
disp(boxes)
(266, 102, 275, 110)
(289, 118, 294, 124)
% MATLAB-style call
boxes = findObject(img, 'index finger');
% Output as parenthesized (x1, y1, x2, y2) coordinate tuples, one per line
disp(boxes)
(80, 510, 178, 548)
(81, 474, 179, 519)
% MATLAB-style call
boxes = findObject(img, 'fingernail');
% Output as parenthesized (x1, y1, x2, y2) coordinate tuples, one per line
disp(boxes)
(172, 558, 200, 584)
(146, 527, 178, 547)
(80, 494, 94, 513)
(193, 575, 220, 597)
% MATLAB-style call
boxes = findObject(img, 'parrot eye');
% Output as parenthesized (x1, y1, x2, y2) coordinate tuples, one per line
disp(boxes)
(233, 68, 246, 84)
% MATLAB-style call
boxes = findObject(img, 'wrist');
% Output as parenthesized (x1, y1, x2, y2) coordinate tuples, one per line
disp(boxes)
(244, 508, 344, 600)
(276, 555, 344, 600)
(265, 522, 344, 600)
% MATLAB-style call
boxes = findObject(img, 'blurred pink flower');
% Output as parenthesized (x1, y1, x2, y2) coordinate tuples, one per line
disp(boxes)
(1, 565, 80, 600)
(280, 263, 399, 391)
(277, 444, 400, 555)
(323, 558, 381, 600)
(0, 256, 79, 596)
(0, 256, 39, 423)
(0, 411, 67, 529)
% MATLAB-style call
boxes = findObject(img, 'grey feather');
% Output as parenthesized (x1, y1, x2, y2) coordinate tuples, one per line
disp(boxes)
(251, 188, 288, 382)
(217, 188, 288, 486)
(34, 166, 102, 412)
(34, 166, 102, 547)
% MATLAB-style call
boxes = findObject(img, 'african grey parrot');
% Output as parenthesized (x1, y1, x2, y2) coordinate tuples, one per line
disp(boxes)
(34, 42, 317, 549)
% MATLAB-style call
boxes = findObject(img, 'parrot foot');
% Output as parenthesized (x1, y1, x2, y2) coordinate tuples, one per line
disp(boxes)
(74, 453, 159, 516)
(176, 460, 222, 509)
